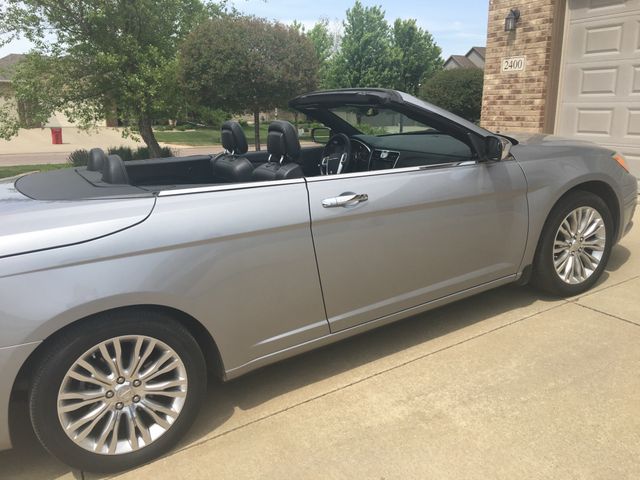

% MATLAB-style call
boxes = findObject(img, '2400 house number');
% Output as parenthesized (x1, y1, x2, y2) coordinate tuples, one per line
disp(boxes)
(502, 56, 526, 72)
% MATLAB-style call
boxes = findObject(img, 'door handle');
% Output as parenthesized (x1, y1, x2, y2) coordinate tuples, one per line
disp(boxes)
(322, 193, 369, 208)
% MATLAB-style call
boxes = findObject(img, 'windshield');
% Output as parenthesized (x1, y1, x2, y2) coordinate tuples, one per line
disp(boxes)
(327, 106, 436, 136)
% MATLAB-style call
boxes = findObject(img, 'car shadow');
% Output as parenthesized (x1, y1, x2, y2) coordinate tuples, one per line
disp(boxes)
(0, 245, 630, 479)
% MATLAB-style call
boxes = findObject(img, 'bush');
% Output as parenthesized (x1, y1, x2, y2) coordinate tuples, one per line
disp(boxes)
(107, 146, 176, 161)
(107, 146, 134, 161)
(420, 68, 484, 123)
(68, 149, 90, 167)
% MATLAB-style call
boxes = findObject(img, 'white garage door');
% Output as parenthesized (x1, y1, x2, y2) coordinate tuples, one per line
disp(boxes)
(556, 0, 640, 177)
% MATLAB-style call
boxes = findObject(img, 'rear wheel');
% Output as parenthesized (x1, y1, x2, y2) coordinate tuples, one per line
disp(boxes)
(29, 310, 206, 473)
(531, 191, 613, 296)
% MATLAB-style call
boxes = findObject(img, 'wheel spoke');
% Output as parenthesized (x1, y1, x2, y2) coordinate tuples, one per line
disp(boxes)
(98, 344, 118, 378)
(59, 396, 105, 413)
(139, 402, 172, 429)
(76, 359, 112, 385)
(67, 369, 110, 388)
(145, 378, 187, 391)
(113, 338, 125, 377)
(124, 410, 139, 451)
(65, 402, 109, 433)
(130, 339, 157, 378)
(140, 352, 178, 381)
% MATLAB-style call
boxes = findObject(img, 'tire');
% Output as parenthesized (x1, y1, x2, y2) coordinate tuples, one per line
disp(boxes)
(29, 309, 207, 473)
(531, 190, 614, 297)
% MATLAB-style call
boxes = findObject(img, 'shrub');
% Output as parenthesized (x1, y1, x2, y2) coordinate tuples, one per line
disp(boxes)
(420, 68, 484, 123)
(68, 149, 90, 167)
(107, 146, 134, 161)
(131, 146, 175, 160)
(107, 146, 175, 161)
(238, 119, 249, 128)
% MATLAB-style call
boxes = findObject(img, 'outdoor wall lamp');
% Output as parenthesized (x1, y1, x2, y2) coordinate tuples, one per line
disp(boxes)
(504, 8, 520, 32)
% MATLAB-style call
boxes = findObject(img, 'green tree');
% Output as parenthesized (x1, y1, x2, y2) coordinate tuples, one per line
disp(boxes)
(307, 19, 335, 88)
(179, 16, 318, 150)
(420, 68, 485, 123)
(0, 0, 217, 157)
(327, 1, 395, 88)
(392, 19, 443, 95)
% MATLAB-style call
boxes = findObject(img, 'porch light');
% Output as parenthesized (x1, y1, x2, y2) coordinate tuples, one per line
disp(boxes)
(505, 8, 520, 32)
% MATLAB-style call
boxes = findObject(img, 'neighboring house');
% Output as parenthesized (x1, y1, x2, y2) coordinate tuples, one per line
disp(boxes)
(0, 53, 37, 127)
(443, 47, 486, 70)
(481, 0, 639, 178)
(0, 53, 112, 128)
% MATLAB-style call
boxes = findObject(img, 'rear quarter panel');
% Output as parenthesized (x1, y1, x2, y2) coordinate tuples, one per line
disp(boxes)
(0, 181, 328, 373)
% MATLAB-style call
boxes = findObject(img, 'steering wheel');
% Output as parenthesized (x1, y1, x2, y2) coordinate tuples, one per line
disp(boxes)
(320, 133, 352, 175)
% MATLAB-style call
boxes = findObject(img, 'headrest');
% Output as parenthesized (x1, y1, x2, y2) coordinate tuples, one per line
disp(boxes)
(87, 148, 108, 171)
(101, 154, 130, 185)
(221, 121, 248, 155)
(267, 120, 300, 163)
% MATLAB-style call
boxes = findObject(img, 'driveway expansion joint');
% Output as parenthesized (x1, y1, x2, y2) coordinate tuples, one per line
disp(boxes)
(572, 302, 640, 328)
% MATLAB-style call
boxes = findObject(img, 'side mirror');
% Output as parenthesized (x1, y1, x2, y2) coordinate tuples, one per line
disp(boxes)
(484, 136, 503, 161)
(311, 127, 331, 144)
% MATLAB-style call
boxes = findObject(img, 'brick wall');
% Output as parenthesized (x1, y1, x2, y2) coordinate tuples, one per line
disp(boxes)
(481, 0, 564, 133)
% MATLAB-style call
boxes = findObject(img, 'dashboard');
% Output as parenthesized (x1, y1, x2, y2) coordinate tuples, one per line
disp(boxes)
(348, 133, 474, 173)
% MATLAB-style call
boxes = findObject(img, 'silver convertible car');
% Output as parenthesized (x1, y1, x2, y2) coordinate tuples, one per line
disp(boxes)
(0, 89, 637, 472)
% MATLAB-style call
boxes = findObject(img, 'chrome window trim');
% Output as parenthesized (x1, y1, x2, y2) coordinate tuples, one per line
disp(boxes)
(158, 178, 305, 197)
(305, 160, 480, 182)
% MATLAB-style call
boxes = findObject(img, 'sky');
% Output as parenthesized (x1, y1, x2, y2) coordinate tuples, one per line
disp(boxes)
(0, 0, 489, 60)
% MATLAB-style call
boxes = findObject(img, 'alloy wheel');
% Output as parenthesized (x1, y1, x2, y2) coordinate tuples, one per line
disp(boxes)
(553, 206, 606, 285)
(56, 335, 188, 455)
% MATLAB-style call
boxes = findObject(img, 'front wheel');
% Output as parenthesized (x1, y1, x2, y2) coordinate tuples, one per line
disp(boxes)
(29, 310, 207, 473)
(531, 191, 614, 296)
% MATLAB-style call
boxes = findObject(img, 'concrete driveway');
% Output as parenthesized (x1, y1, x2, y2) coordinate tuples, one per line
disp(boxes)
(1, 210, 639, 480)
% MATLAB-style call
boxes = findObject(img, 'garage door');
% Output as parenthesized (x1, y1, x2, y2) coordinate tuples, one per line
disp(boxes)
(556, 0, 640, 177)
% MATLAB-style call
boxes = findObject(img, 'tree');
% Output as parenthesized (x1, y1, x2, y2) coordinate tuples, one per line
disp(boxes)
(0, 0, 216, 157)
(391, 19, 443, 95)
(327, 1, 395, 88)
(420, 68, 485, 123)
(179, 16, 318, 150)
(307, 19, 335, 88)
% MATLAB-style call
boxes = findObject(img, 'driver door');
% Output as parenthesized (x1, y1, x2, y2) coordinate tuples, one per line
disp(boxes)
(306, 161, 528, 332)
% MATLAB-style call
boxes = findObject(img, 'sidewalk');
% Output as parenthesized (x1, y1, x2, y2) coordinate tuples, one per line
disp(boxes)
(1, 210, 638, 480)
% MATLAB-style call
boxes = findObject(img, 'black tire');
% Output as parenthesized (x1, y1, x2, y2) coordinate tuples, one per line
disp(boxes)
(531, 190, 614, 296)
(29, 309, 207, 473)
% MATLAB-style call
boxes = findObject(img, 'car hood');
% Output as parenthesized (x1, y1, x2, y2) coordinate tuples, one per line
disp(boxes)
(0, 178, 155, 258)
(505, 132, 615, 162)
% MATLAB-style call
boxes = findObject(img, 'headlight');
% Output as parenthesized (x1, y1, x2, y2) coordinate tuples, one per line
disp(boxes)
(612, 153, 630, 173)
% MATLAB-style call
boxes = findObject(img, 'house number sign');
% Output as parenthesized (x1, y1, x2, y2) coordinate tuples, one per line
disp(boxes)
(502, 56, 526, 72)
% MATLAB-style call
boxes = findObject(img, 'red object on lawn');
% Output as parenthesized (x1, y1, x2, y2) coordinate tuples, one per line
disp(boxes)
(50, 127, 63, 145)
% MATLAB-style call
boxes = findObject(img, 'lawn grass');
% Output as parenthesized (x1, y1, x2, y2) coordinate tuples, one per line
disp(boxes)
(154, 125, 313, 146)
(0, 163, 69, 179)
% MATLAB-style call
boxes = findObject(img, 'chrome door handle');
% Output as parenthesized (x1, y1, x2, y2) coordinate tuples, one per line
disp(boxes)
(322, 193, 369, 208)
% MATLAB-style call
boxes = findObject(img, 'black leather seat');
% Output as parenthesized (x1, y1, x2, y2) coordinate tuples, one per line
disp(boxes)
(87, 148, 108, 171)
(212, 121, 254, 183)
(252, 121, 304, 181)
(101, 154, 130, 184)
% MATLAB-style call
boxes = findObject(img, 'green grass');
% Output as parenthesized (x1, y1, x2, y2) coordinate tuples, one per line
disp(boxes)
(0, 163, 69, 179)
(154, 126, 313, 146)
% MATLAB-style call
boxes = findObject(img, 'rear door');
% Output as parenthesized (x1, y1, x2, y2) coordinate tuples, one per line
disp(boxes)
(306, 161, 528, 332)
